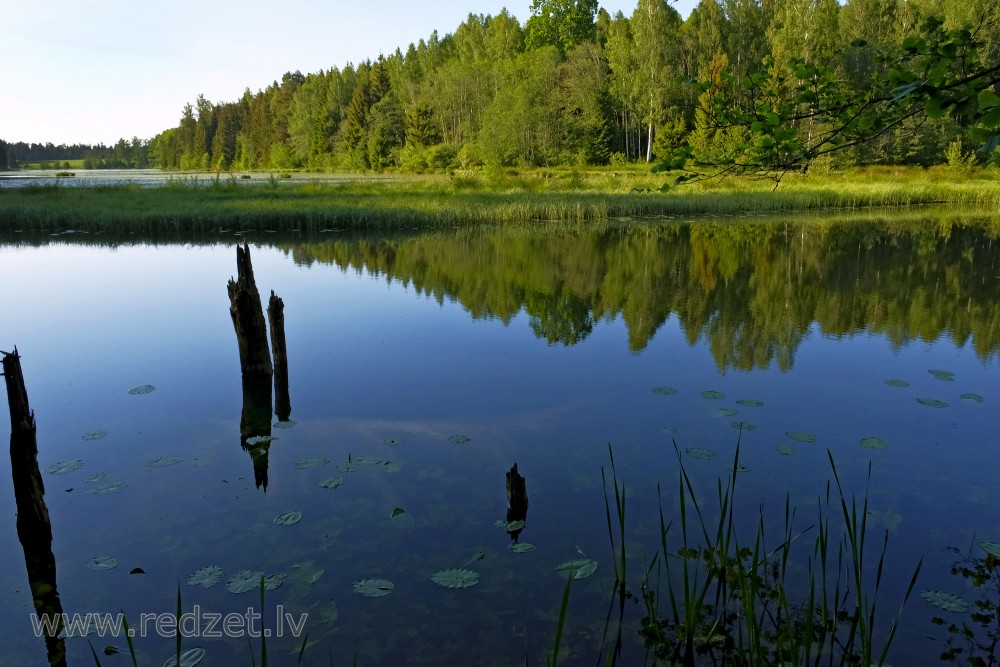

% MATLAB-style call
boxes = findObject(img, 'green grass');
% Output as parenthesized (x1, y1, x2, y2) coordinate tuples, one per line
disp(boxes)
(2, 167, 999, 232)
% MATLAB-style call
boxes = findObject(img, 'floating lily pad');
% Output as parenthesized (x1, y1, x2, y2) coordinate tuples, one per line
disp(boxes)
(352, 456, 382, 466)
(319, 477, 344, 490)
(731, 420, 755, 431)
(701, 390, 725, 400)
(736, 399, 765, 408)
(785, 432, 817, 443)
(383, 436, 404, 446)
(921, 590, 970, 612)
(448, 435, 471, 445)
(556, 559, 598, 580)
(508, 543, 535, 553)
(714, 408, 739, 417)
(290, 562, 325, 585)
(86, 482, 126, 495)
(353, 579, 394, 597)
(245, 435, 275, 446)
(503, 519, 525, 531)
(381, 461, 403, 473)
(885, 379, 909, 388)
(390, 508, 407, 518)
(81, 429, 107, 441)
(47, 460, 84, 475)
(263, 573, 287, 590)
(83, 472, 107, 484)
(431, 568, 480, 589)
(187, 566, 224, 588)
(685, 447, 717, 460)
(294, 458, 329, 470)
(917, 397, 949, 408)
(274, 511, 302, 526)
(928, 369, 955, 381)
(980, 542, 1000, 558)
(272, 420, 297, 429)
(860, 436, 888, 450)
(776, 446, 796, 455)
(336, 460, 360, 473)
(146, 456, 182, 468)
(961, 393, 985, 403)
(162, 648, 205, 667)
(128, 385, 156, 395)
(227, 570, 264, 594)
(652, 386, 677, 395)
(86, 556, 118, 571)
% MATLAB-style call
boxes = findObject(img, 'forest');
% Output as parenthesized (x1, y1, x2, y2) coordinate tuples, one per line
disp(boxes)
(3, 0, 999, 173)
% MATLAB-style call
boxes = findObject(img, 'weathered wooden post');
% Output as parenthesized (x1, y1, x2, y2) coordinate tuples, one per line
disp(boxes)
(2, 348, 67, 667)
(505, 463, 529, 542)
(268, 290, 291, 422)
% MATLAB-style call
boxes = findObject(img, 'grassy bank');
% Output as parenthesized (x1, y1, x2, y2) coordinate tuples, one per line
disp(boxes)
(2, 166, 999, 232)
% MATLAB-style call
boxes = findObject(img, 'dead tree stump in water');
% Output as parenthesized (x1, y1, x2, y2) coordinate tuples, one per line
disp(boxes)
(268, 290, 291, 422)
(506, 463, 529, 542)
(2, 348, 67, 666)
(228, 243, 273, 378)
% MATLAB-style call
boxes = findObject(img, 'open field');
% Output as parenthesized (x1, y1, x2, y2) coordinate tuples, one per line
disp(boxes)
(2, 166, 999, 231)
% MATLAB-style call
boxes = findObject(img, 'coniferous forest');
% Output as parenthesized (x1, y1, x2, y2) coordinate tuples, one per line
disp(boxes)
(4, 0, 999, 172)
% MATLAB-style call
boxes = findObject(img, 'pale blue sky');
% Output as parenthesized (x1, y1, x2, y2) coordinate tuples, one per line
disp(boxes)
(3, 0, 698, 146)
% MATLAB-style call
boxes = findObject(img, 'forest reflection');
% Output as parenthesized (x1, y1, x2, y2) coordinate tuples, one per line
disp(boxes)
(283, 213, 1000, 371)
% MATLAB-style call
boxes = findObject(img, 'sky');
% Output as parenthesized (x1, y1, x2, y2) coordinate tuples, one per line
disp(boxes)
(3, 0, 699, 147)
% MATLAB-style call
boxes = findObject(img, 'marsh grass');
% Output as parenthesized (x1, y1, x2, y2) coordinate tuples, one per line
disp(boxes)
(2, 167, 999, 232)
(594, 443, 922, 666)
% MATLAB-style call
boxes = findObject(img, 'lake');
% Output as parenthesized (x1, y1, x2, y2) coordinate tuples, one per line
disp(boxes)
(1, 209, 998, 666)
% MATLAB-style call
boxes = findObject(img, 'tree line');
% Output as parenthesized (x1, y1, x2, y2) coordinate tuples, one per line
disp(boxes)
(0, 138, 151, 170)
(6, 0, 999, 173)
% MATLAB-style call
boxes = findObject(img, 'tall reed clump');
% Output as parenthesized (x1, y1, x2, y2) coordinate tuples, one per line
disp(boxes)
(599, 442, 922, 666)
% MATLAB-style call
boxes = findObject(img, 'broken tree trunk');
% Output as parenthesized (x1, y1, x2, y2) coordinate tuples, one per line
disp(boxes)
(228, 243, 273, 378)
(505, 463, 528, 542)
(268, 290, 291, 422)
(3, 349, 67, 667)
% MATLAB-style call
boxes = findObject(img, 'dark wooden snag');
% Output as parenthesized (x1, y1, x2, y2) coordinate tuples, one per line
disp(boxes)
(267, 290, 291, 422)
(228, 243, 273, 378)
(240, 374, 272, 492)
(3, 349, 67, 666)
(505, 463, 529, 542)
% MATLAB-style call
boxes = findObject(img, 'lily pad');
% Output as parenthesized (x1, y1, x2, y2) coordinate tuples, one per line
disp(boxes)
(161, 648, 205, 667)
(980, 542, 1000, 558)
(508, 543, 535, 553)
(502, 519, 525, 531)
(714, 408, 739, 418)
(885, 378, 909, 388)
(390, 508, 407, 518)
(47, 460, 84, 475)
(319, 477, 344, 490)
(928, 369, 955, 381)
(431, 568, 480, 589)
(272, 420, 297, 429)
(383, 436, 404, 446)
(128, 384, 156, 395)
(652, 386, 677, 395)
(353, 578, 394, 598)
(663, 426, 679, 434)
(381, 461, 403, 473)
(736, 399, 765, 407)
(83, 472, 108, 484)
(245, 435, 275, 446)
(336, 460, 360, 473)
(785, 431, 817, 443)
(448, 434, 471, 445)
(290, 562, 325, 585)
(86, 556, 118, 571)
(263, 573, 287, 590)
(776, 446, 796, 455)
(921, 590, 970, 612)
(860, 436, 888, 450)
(86, 482, 126, 495)
(146, 456, 182, 467)
(685, 447, 717, 460)
(187, 566, 224, 588)
(227, 570, 264, 594)
(81, 429, 108, 441)
(916, 397, 949, 408)
(294, 458, 329, 470)
(731, 420, 755, 431)
(701, 390, 725, 400)
(274, 511, 302, 526)
(961, 393, 984, 403)
(556, 559, 598, 580)
(352, 456, 382, 466)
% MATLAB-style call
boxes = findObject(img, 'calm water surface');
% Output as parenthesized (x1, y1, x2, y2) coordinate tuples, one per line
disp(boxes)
(1, 211, 999, 665)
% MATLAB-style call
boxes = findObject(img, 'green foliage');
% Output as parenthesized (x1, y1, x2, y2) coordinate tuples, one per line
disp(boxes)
(525, 0, 599, 52)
